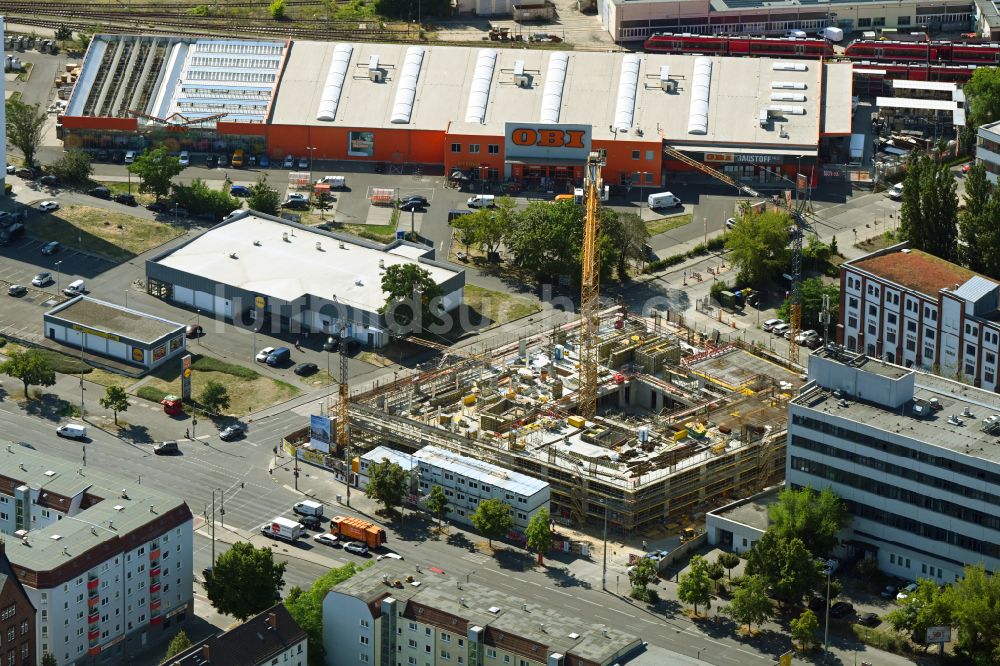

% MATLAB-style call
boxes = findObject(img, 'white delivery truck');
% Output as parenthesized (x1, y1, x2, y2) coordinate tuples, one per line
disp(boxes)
(55, 423, 87, 440)
(818, 26, 844, 41)
(467, 194, 496, 208)
(293, 500, 324, 518)
(647, 192, 682, 209)
(260, 517, 304, 542)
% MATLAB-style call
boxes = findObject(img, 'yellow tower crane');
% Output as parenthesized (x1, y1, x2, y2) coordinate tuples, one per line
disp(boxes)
(578, 150, 606, 419)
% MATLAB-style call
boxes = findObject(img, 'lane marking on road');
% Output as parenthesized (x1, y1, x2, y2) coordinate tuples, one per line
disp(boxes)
(578, 598, 601, 606)
(551, 589, 572, 597)
(607, 608, 634, 617)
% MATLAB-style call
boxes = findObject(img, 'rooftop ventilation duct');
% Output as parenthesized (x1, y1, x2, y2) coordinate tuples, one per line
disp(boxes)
(613, 54, 640, 132)
(773, 62, 808, 72)
(316, 44, 353, 121)
(768, 105, 807, 115)
(465, 49, 497, 124)
(390, 46, 425, 124)
(771, 93, 806, 102)
(539, 52, 569, 124)
(687, 57, 712, 135)
(772, 81, 807, 90)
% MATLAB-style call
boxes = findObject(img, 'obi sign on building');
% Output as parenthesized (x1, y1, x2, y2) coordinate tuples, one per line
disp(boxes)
(504, 123, 592, 161)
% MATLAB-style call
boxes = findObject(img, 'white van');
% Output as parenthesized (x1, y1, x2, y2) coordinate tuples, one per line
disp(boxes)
(647, 192, 682, 209)
(887, 183, 904, 200)
(56, 423, 87, 440)
(63, 279, 85, 297)
(467, 194, 495, 208)
(315, 175, 346, 189)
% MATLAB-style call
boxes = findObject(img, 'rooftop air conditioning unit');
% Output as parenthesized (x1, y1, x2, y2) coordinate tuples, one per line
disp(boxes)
(282, 232, 289, 242)
(759, 109, 769, 127)
(370, 68, 384, 83)
(513, 59, 529, 87)
(378, 259, 385, 269)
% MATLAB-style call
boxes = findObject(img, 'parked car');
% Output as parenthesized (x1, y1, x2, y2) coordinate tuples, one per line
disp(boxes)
(762, 318, 784, 332)
(314, 533, 340, 548)
(399, 200, 424, 212)
(7, 284, 26, 297)
(771, 322, 790, 336)
(795, 329, 819, 345)
(282, 199, 309, 210)
(185, 324, 203, 339)
(31, 272, 51, 287)
(287, 192, 308, 201)
(887, 183, 904, 200)
(376, 552, 404, 561)
(880, 584, 900, 599)
(205, 154, 218, 169)
(230, 185, 251, 197)
(255, 347, 276, 362)
(88, 186, 111, 200)
(857, 612, 880, 627)
(39, 174, 58, 186)
(146, 201, 167, 213)
(897, 582, 918, 601)
(95, 150, 109, 162)
(400, 194, 429, 207)
(219, 425, 245, 441)
(41, 241, 61, 255)
(725, 217, 737, 229)
(218, 153, 230, 168)
(38, 201, 59, 212)
(283, 154, 294, 169)
(178, 151, 190, 166)
(294, 362, 318, 376)
(124, 150, 137, 164)
(316, 222, 336, 232)
(154, 440, 180, 455)
(344, 541, 370, 556)
(5, 164, 14, 174)
(829, 602, 855, 619)
(114, 193, 137, 206)
(298, 156, 309, 169)
(14, 167, 34, 179)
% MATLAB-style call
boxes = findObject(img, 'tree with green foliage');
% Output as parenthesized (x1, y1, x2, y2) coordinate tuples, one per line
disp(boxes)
(40, 654, 57, 666)
(745, 532, 823, 606)
(725, 574, 772, 632)
(777, 278, 840, 335)
(269, 0, 287, 19)
(205, 542, 285, 621)
(525, 508, 553, 566)
(314, 191, 334, 221)
(469, 498, 512, 548)
(678, 555, 714, 616)
(247, 176, 281, 216)
(285, 562, 361, 666)
(941, 565, 1000, 663)
(768, 486, 849, 558)
(379, 263, 443, 333)
(425, 484, 449, 527)
(801, 235, 832, 271)
(198, 380, 231, 415)
(5, 99, 47, 168)
(965, 66, 1000, 127)
(128, 147, 184, 200)
(959, 162, 1000, 278)
(706, 560, 726, 593)
(900, 155, 959, 261)
(790, 609, 820, 651)
(48, 149, 93, 185)
(173, 178, 241, 221)
(628, 557, 659, 603)
(718, 551, 741, 580)
(885, 579, 951, 643)
(364, 459, 409, 516)
(162, 630, 193, 662)
(99, 385, 129, 425)
(450, 198, 515, 257)
(605, 211, 650, 280)
(0, 348, 56, 399)
(724, 209, 791, 285)
(55, 26, 73, 41)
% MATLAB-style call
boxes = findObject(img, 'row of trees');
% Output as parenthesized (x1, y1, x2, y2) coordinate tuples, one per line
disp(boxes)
(364, 460, 553, 562)
(451, 197, 649, 281)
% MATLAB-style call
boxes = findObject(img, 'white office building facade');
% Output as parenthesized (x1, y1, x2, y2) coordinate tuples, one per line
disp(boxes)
(787, 351, 1000, 583)
(414, 445, 550, 533)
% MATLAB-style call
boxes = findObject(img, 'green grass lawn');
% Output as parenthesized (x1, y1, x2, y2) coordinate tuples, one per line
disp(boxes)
(340, 222, 397, 244)
(646, 213, 693, 236)
(463, 284, 541, 328)
(93, 180, 155, 205)
(31, 205, 183, 260)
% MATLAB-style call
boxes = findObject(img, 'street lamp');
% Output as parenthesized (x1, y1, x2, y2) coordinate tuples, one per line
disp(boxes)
(323, 336, 337, 414)
(54, 260, 62, 294)
(600, 498, 609, 591)
(196, 309, 201, 344)
(306, 146, 316, 182)
(823, 564, 832, 659)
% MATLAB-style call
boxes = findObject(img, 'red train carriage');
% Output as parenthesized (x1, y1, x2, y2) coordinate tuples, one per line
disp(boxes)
(845, 39, 1000, 64)
(644, 33, 834, 59)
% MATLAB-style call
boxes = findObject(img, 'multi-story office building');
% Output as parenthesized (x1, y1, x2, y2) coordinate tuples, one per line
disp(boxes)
(0, 542, 36, 666)
(787, 348, 1000, 582)
(839, 243, 1000, 393)
(0, 443, 193, 666)
(322, 559, 643, 666)
(976, 118, 1000, 183)
(414, 445, 550, 532)
(168, 604, 306, 666)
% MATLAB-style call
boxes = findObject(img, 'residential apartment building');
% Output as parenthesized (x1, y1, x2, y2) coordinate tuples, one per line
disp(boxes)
(413, 445, 550, 533)
(976, 118, 1000, 183)
(839, 244, 1000, 393)
(322, 559, 643, 666)
(0, 543, 36, 666)
(0, 443, 193, 666)
(168, 604, 306, 666)
(787, 348, 1000, 582)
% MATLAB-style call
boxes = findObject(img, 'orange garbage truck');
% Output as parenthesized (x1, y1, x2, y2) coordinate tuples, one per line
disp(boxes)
(330, 516, 386, 548)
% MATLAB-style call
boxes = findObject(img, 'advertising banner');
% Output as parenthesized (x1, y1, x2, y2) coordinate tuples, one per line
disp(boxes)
(310, 414, 331, 453)
(349, 131, 375, 157)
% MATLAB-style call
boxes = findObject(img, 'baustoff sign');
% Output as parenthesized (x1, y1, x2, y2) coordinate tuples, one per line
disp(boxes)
(504, 123, 592, 161)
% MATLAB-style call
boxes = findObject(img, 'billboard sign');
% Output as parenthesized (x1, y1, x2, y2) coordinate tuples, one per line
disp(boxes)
(348, 131, 375, 157)
(181, 354, 192, 401)
(926, 626, 951, 644)
(504, 123, 592, 161)
(310, 414, 331, 454)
